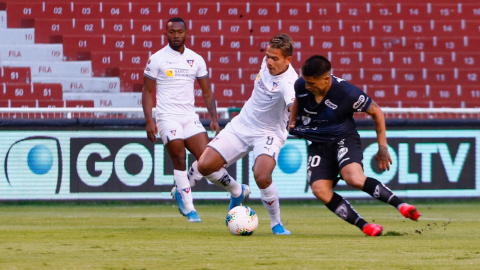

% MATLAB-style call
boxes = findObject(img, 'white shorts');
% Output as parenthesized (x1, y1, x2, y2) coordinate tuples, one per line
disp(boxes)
(207, 121, 285, 167)
(156, 113, 206, 144)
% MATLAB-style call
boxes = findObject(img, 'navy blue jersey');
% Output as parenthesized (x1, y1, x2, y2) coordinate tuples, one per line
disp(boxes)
(290, 75, 372, 143)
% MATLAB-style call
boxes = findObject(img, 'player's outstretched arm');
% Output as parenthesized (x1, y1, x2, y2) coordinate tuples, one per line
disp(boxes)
(288, 98, 298, 131)
(365, 101, 392, 171)
(197, 77, 220, 135)
(142, 76, 158, 143)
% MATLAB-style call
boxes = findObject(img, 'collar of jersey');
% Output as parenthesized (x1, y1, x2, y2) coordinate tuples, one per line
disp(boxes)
(165, 44, 186, 56)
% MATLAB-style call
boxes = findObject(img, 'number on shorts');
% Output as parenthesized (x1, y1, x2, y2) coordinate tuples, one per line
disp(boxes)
(308, 155, 321, 168)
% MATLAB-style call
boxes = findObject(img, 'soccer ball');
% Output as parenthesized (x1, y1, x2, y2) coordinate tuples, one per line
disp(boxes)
(226, 206, 259, 236)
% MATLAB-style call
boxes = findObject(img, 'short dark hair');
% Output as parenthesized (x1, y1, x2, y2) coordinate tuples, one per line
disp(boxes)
(166, 17, 186, 29)
(302, 55, 331, 78)
(269, 33, 294, 57)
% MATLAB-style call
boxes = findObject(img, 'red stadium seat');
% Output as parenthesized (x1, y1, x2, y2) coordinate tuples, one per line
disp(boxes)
(188, 20, 220, 35)
(435, 20, 464, 35)
(280, 20, 313, 37)
(71, 2, 101, 18)
(336, 3, 370, 19)
(400, 4, 430, 19)
(0, 67, 31, 84)
(33, 19, 73, 43)
(157, 3, 189, 19)
(339, 20, 374, 37)
(463, 4, 480, 19)
(106, 67, 144, 92)
(310, 20, 339, 35)
(426, 85, 464, 102)
(33, 83, 63, 100)
(373, 20, 402, 36)
(456, 69, 480, 84)
(427, 68, 457, 84)
(123, 51, 150, 69)
(393, 68, 428, 84)
(399, 20, 435, 36)
(462, 86, 480, 108)
(10, 100, 37, 108)
(215, 2, 247, 20)
(6, 2, 44, 27)
(71, 19, 103, 35)
(361, 52, 395, 68)
(454, 53, 480, 68)
(245, 3, 279, 20)
(362, 68, 394, 85)
(65, 100, 94, 107)
(52, 35, 104, 60)
(248, 20, 280, 37)
(187, 2, 220, 20)
(362, 85, 395, 103)
(99, 3, 130, 19)
(209, 68, 244, 84)
(428, 3, 463, 19)
(330, 68, 362, 84)
(420, 52, 455, 68)
(341, 36, 376, 52)
(328, 52, 362, 68)
(369, 3, 403, 19)
(78, 51, 123, 76)
(461, 20, 480, 34)
(129, 3, 161, 19)
(219, 20, 250, 36)
(277, 3, 311, 19)
(198, 50, 242, 68)
(308, 3, 339, 20)
(212, 83, 251, 106)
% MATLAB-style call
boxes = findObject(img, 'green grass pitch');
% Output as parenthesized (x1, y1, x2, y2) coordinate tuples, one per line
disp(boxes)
(0, 201, 479, 269)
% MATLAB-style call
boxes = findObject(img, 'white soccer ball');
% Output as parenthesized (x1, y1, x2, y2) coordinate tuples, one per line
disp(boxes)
(226, 206, 259, 236)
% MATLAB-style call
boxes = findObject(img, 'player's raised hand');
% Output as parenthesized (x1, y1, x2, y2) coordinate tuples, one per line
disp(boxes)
(210, 120, 221, 136)
(375, 145, 392, 171)
(146, 119, 158, 143)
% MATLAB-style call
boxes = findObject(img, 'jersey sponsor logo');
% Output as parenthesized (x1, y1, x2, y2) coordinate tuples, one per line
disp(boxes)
(263, 199, 276, 206)
(325, 99, 338, 110)
(337, 147, 348, 161)
(170, 130, 177, 136)
(257, 77, 273, 99)
(303, 108, 317, 115)
(302, 116, 312, 125)
(335, 204, 348, 220)
(186, 60, 194, 67)
(353, 95, 366, 109)
(166, 70, 174, 77)
(298, 93, 308, 98)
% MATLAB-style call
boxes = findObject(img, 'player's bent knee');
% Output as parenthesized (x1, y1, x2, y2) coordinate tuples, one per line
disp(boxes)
(343, 176, 366, 190)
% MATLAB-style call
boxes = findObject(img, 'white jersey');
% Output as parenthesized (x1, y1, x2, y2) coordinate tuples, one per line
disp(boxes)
(230, 57, 298, 140)
(144, 45, 208, 116)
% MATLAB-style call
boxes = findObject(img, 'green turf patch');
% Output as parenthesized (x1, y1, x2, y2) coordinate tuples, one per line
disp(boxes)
(0, 202, 479, 269)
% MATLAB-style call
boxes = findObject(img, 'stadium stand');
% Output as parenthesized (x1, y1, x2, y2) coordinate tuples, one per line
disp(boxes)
(0, 0, 479, 117)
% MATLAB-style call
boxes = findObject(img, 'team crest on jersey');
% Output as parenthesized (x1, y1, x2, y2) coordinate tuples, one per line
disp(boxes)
(166, 70, 174, 77)
(302, 116, 311, 125)
(186, 60, 194, 67)
(272, 82, 279, 91)
(170, 130, 177, 136)
(147, 59, 151, 64)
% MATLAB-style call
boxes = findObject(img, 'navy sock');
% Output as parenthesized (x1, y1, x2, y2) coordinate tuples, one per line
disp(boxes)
(325, 192, 367, 230)
(362, 177, 404, 208)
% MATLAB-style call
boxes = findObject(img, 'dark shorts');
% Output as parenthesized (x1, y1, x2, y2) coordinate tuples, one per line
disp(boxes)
(307, 132, 363, 186)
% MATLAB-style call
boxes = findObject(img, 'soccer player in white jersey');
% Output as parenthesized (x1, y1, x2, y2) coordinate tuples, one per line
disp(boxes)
(142, 17, 250, 222)
(197, 34, 298, 235)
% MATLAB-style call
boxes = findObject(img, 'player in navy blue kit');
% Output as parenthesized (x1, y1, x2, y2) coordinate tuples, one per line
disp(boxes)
(289, 55, 421, 237)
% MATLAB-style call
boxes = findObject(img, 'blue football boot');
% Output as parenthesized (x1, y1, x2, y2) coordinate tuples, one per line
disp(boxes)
(228, 184, 251, 211)
(186, 211, 202, 223)
(272, 223, 291, 235)
(171, 186, 187, 216)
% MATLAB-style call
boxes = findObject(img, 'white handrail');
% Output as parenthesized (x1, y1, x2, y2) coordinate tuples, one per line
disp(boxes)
(0, 107, 231, 119)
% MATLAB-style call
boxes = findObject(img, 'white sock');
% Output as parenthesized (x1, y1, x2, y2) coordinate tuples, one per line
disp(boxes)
(260, 182, 281, 228)
(174, 169, 195, 213)
(187, 161, 203, 187)
(204, 167, 242, 197)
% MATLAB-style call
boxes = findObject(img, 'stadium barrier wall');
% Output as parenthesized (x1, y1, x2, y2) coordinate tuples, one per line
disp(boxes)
(0, 119, 479, 200)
